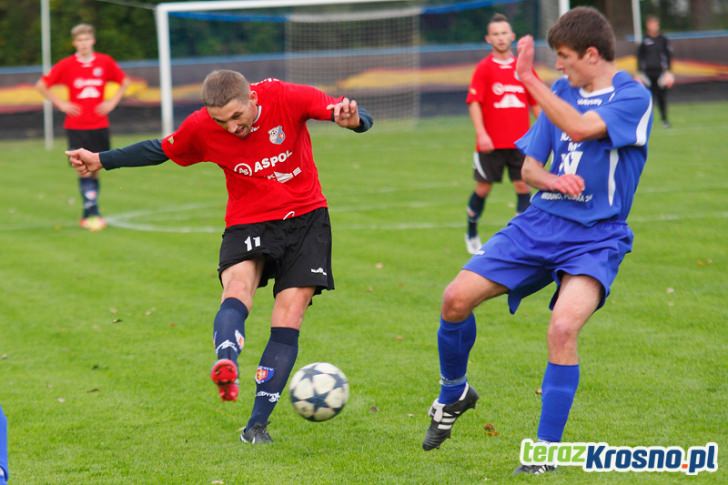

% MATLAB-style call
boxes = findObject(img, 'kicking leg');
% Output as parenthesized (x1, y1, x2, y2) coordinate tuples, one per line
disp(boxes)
(242, 286, 315, 444)
(211, 259, 263, 401)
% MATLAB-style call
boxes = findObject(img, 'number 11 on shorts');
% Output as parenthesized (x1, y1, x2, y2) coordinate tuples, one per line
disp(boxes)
(244, 236, 261, 252)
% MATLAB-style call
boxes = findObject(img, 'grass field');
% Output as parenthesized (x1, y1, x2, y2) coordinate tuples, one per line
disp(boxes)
(1, 102, 727, 483)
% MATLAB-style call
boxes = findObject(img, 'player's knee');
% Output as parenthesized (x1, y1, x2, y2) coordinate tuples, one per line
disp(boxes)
(547, 319, 579, 348)
(441, 285, 474, 322)
(221, 281, 254, 310)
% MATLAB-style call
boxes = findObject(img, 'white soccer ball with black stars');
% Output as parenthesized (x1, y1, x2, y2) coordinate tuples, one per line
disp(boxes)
(289, 362, 349, 422)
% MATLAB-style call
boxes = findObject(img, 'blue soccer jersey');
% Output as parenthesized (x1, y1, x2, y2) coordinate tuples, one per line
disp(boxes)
(516, 71, 653, 226)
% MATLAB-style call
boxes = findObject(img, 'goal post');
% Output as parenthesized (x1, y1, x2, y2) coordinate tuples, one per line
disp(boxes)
(154, 0, 410, 136)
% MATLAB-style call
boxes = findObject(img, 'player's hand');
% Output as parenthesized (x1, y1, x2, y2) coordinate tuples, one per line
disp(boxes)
(66, 148, 103, 177)
(660, 71, 675, 89)
(548, 174, 585, 196)
(328, 97, 361, 129)
(59, 100, 81, 117)
(516, 35, 536, 82)
(477, 133, 494, 153)
(95, 100, 116, 116)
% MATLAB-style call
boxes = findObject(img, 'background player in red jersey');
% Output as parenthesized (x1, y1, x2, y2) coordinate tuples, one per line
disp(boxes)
(66, 70, 372, 444)
(36, 23, 130, 232)
(464, 14, 540, 254)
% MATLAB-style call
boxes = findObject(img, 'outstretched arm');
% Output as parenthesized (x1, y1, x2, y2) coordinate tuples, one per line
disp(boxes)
(327, 98, 373, 133)
(67, 139, 168, 177)
(515, 35, 607, 142)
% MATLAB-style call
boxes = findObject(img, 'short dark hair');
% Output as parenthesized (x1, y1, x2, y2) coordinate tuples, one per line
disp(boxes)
(488, 13, 509, 27)
(547, 6, 615, 61)
(201, 70, 250, 108)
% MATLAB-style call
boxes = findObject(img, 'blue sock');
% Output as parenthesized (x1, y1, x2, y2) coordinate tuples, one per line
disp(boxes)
(247, 327, 299, 429)
(438, 314, 476, 404)
(516, 192, 531, 214)
(537, 362, 580, 442)
(213, 298, 249, 363)
(79, 177, 100, 217)
(467, 193, 486, 238)
(0, 405, 8, 484)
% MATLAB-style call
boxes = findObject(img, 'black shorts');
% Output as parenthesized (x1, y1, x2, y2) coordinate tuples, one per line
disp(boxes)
(472, 149, 525, 183)
(67, 128, 111, 152)
(218, 208, 334, 297)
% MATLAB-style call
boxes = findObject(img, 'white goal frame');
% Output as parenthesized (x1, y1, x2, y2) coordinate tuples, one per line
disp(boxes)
(154, 0, 407, 135)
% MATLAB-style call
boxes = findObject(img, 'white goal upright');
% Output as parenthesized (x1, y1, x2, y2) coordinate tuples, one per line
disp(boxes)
(154, 0, 419, 135)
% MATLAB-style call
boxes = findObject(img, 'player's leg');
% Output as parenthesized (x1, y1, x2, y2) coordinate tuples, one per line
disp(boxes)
(423, 270, 507, 450)
(242, 208, 334, 444)
(70, 129, 110, 230)
(466, 151, 503, 254)
(538, 274, 600, 440)
(656, 83, 669, 127)
(242, 286, 315, 444)
(211, 259, 264, 401)
(515, 274, 600, 475)
(507, 150, 532, 215)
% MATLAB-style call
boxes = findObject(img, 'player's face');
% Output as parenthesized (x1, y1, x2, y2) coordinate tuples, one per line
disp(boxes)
(72, 34, 95, 57)
(646, 19, 660, 36)
(486, 21, 515, 55)
(554, 45, 594, 88)
(208, 91, 259, 139)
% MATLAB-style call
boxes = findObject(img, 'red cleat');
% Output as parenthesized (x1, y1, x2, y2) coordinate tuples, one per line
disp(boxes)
(210, 359, 239, 401)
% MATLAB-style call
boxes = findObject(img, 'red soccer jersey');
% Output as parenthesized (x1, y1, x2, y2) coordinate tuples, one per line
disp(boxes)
(465, 54, 537, 149)
(41, 53, 126, 130)
(162, 79, 340, 227)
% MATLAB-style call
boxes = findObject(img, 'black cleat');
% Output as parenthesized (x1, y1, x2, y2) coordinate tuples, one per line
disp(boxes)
(240, 423, 273, 445)
(422, 384, 479, 451)
(513, 464, 557, 475)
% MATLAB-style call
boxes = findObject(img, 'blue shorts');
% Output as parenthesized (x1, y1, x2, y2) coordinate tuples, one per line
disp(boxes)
(463, 206, 634, 314)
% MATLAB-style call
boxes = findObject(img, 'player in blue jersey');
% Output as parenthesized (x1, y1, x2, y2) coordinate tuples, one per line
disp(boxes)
(421, 7, 653, 475)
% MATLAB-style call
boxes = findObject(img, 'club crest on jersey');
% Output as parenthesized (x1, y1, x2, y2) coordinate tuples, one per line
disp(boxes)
(268, 125, 285, 145)
(255, 366, 276, 384)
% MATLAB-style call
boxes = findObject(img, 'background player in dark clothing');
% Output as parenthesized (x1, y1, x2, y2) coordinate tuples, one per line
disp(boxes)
(637, 15, 674, 128)
(67, 70, 373, 445)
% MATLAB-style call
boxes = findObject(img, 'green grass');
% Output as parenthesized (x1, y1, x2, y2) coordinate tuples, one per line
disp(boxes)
(1, 102, 726, 483)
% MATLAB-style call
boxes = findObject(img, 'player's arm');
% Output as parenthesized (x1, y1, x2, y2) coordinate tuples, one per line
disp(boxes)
(97, 76, 131, 116)
(327, 98, 373, 132)
(468, 102, 494, 152)
(521, 156, 584, 196)
(516, 36, 607, 142)
(66, 139, 168, 177)
(35, 78, 80, 117)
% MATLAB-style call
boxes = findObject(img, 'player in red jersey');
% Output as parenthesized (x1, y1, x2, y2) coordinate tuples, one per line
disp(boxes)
(464, 14, 540, 254)
(67, 70, 373, 444)
(36, 23, 129, 232)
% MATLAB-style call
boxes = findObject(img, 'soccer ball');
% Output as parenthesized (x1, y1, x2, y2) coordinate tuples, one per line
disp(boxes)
(289, 362, 349, 422)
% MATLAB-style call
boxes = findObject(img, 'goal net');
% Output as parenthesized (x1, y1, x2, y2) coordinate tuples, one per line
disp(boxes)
(156, 0, 418, 134)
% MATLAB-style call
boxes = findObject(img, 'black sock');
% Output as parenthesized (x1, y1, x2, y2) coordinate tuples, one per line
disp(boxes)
(247, 327, 300, 429)
(516, 192, 531, 214)
(213, 298, 249, 363)
(467, 192, 486, 238)
(79, 177, 100, 217)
